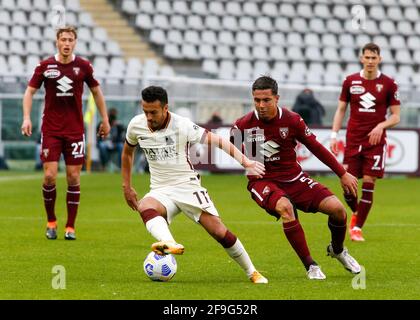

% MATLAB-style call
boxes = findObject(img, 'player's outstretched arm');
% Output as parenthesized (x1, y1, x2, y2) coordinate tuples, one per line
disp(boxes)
(121, 142, 139, 211)
(330, 100, 348, 156)
(340, 172, 358, 197)
(368, 105, 401, 145)
(90, 86, 110, 139)
(203, 131, 265, 178)
(21, 86, 38, 137)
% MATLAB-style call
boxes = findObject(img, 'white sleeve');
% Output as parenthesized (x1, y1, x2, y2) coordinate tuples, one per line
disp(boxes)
(125, 118, 138, 146)
(185, 119, 206, 144)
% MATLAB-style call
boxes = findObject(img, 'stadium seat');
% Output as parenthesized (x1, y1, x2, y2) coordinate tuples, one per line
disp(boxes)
(305, 47, 322, 62)
(167, 30, 183, 44)
(218, 31, 235, 46)
(164, 43, 182, 59)
(236, 31, 252, 46)
(296, 3, 312, 18)
(198, 44, 216, 59)
(153, 14, 170, 30)
(287, 33, 304, 47)
(187, 15, 204, 31)
(310, 18, 327, 33)
(173, 1, 189, 15)
(252, 46, 269, 61)
(304, 33, 320, 47)
(201, 30, 217, 45)
(234, 45, 252, 60)
(256, 16, 272, 32)
(181, 43, 200, 60)
(243, 2, 259, 17)
(314, 3, 331, 19)
(253, 31, 270, 47)
(208, 2, 224, 16)
(135, 13, 153, 30)
(0, 26, 11, 41)
(202, 59, 218, 76)
(261, 2, 278, 17)
(138, 0, 155, 14)
(191, 1, 207, 15)
(184, 30, 200, 45)
(226, 2, 242, 17)
(269, 46, 286, 61)
(170, 15, 187, 30)
(156, 0, 172, 15)
(274, 17, 291, 32)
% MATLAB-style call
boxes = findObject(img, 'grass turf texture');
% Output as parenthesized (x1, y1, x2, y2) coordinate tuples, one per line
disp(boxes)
(0, 172, 419, 299)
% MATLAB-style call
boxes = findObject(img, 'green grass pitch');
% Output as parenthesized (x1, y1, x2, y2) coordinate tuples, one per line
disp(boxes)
(0, 171, 419, 300)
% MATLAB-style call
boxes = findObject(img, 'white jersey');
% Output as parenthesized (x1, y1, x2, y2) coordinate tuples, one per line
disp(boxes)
(126, 112, 206, 189)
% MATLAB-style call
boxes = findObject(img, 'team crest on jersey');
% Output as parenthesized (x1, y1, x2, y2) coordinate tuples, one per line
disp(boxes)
(279, 127, 289, 139)
(376, 84, 383, 92)
(73, 67, 80, 75)
(165, 135, 175, 145)
(42, 149, 49, 158)
(43, 69, 60, 79)
(262, 185, 271, 196)
(350, 85, 365, 94)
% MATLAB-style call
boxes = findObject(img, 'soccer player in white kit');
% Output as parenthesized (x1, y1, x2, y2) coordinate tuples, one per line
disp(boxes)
(121, 86, 268, 284)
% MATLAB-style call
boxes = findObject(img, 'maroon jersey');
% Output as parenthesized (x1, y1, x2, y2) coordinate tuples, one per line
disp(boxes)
(339, 71, 400, 146)
(29, 55, 99, 135)
(232, 108, 346, 182)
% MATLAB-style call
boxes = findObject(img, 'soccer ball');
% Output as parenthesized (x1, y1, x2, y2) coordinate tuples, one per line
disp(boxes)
(143, 251, 177, 282)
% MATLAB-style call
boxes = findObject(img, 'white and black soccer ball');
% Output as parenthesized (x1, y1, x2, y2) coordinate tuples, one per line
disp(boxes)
(143, 251, 177, 282)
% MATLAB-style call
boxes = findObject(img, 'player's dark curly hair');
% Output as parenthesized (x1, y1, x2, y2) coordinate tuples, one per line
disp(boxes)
(252, 76, 278, 95)
(141, 86, 168, 106)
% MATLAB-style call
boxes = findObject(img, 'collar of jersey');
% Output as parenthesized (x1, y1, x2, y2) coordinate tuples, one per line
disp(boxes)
(54, 54, 76, 64)
(254, 107, 282, 121)
(359, 69, 381, 79)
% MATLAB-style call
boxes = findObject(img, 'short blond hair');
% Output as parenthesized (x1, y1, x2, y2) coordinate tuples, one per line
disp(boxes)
(56, 26, 78, 40)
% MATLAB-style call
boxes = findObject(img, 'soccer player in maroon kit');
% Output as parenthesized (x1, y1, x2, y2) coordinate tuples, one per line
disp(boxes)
(231, 76, 361, 279)
(330, 43, 401, 242)
(21, 26, 110, 240)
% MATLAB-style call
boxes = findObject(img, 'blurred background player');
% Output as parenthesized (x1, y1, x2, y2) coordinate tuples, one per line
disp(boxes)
(121, 85, 268, 284)
(231, 76, 361, 280)
(21, 26, 110, 240)
(97, 108, 125, 171)
(292, 88, 326, 126)
(330, 43, 401, 242)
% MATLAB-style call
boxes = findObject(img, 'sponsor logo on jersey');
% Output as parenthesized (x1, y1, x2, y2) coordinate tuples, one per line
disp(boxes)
(246, 133, 265, 143)
(73, 67, 80, 75)
(143, 146, 177, 161)
(350, 85, 365, 94)
(260, 140, 280, 159)
(279, 127, 289, 139)
(351, 80, 362, 84)
(359, 92, 376, 112)
(43, 69, 61, 79)
(245, 126, 260, 133)
(376, 84, 383, 92)
(47, 64, 58, 68)
(56, 76, 74, 96)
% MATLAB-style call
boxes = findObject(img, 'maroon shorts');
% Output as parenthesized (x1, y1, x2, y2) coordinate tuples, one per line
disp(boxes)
(343, 143, 386, 179)
(40, 134, 85, 165)
(247, 173, 334, 218)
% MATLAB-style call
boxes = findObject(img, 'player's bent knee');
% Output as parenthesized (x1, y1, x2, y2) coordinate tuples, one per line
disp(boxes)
(275, 198, 295, 221)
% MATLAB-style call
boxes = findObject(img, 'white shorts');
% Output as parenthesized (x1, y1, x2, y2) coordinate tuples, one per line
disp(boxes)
(143, 180, 219, 224)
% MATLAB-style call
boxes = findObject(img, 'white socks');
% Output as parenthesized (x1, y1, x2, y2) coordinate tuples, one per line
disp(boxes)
(145, 216, 175, 242)
(224, 239, 256, 277)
